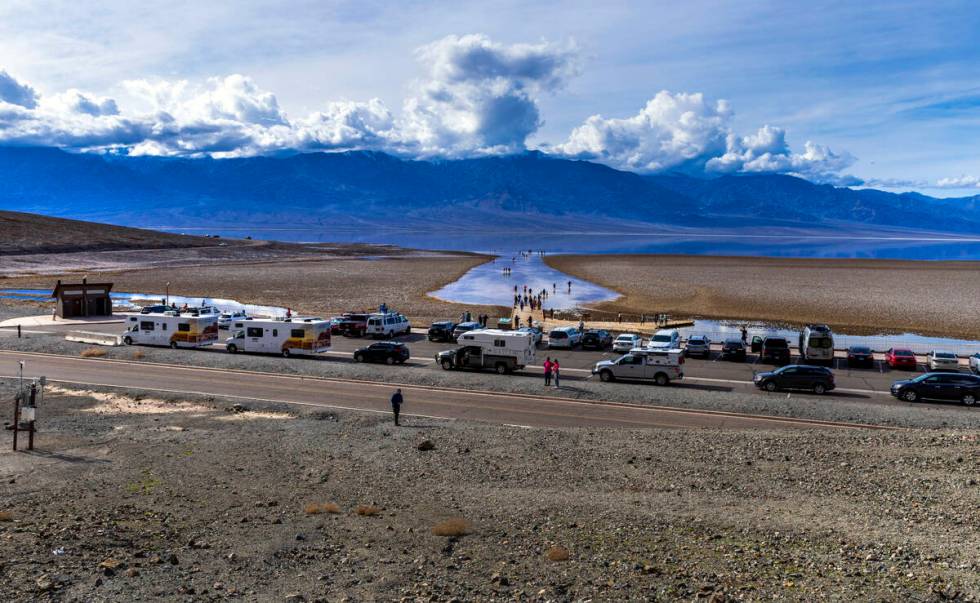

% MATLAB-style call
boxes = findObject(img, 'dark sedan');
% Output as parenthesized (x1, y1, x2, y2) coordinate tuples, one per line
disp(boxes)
(353, 341, 410, 365)
(754, 365, 835, 394)
(891, 372, 979, 406)
(427, 321, 457, 342)
(581, 329, 613, 350)
(846, 346, 875, 368)
(721, 339, 747, 361)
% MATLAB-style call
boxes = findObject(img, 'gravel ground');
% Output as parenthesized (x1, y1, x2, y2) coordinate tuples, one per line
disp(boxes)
(547, 254, 980, 340)
(0, 384, 976, 601)
(1, 332, 978, 429)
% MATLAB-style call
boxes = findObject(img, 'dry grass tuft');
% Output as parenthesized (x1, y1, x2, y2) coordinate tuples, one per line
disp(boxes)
(431, 518, 471, 537)
(80, 347, 107, 358)
(546, 546, 570, 561)
(304, 502, 342, 515)
(131, 350, 145, 360)
(355, 505, 381, 517)
(0, 511, 12, 522)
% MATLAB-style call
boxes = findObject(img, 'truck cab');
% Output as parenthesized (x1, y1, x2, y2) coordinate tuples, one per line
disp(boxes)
(592, 348, 684, 385)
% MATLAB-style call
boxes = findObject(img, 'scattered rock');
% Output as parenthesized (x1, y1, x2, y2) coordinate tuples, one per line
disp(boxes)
(417, 440, 435, 451)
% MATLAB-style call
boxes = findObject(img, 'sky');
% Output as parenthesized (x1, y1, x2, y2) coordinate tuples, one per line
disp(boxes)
(1, 0, 979, 195)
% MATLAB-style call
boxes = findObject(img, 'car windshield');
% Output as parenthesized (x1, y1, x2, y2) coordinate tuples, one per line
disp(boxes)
(550, 331, 567, 339)
(653, 335, 672, 342)
(850, 347, 871, 353)
(616, 335, 633, 341)
(766, 339, 788, 347)
(724, 340, 741, 346)
(894, 350, 914, 357)
(809, 337, 832, 348)
(935, 352, 956, 359)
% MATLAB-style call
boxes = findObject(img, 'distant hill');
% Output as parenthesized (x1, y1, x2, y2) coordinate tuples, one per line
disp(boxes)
(0, 210, 228, 255)
(1, 146, 978, 235)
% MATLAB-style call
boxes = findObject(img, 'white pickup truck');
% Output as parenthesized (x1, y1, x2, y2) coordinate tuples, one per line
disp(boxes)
(592, 348, 685, 386)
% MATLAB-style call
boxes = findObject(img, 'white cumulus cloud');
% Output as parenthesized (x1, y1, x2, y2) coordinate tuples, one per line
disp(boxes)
(935, 175, 980, 189)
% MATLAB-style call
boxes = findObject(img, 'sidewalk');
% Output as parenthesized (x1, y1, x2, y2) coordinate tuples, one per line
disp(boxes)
(0, 314, 125, 329)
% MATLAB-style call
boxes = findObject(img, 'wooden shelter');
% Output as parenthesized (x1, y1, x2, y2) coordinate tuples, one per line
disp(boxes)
(51, 278, 113, 318)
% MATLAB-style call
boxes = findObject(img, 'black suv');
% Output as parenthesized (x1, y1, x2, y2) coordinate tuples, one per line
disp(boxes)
(754, 365, 835, 394)
(427, 321, 457, 342)
(721, 339, 747, 361)
(761, 337, 791, 365)
(581, 329, 613, 350)
(891, 372, 980, 406)
(353, 342, 410, 365)
(451, 321, 482, 341)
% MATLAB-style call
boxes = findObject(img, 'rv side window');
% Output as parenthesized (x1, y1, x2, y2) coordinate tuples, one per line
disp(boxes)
(246, 327, 263, 338)
(178, 323, 190, 332)
(291, 329, 305, 338)
(272, 329, 278, 337)
(462, 335, 473, 340)
(140, 321, 154, 331)
(161, 323, 167, 331)
(494, 339, 505, 347)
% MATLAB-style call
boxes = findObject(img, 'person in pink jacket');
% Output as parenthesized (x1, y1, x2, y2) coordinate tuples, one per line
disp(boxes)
(542, 357, 553, 387)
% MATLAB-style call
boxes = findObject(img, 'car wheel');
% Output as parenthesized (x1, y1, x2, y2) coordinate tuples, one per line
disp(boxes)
(654, 373, 670, 386)
(282, 348, 290, 358)
(170, 341, 178, 349)
(962, 393, 977, 406)
(441, 360, 453, 370)
(495, 362, 507, 375)
(123, 336, 133, 345)
(764, 381, 777, 392)
(813, 383, 826, 395)
(386, 356, 395, 365)
(354, 354, 364, 363)
(599, 370, 614, 382)
(227, 344, 237, 354)
(902, 389, 918, 402)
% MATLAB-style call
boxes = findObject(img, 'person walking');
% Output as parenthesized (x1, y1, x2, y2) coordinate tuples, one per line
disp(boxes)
(553, 359, 561, 388)
(740, 326, 748, 345)
(390, 388, 404, 426)
(543, 357, 553, 386)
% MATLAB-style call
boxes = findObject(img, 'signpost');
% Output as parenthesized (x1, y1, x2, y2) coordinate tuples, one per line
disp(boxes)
(10, 361, 43, 452)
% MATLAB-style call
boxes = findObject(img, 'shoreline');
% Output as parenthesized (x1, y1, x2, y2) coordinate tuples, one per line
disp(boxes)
(545, 253, 980, 341)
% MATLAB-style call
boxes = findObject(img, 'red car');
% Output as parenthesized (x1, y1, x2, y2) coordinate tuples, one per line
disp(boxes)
(885, 348, 917, 370)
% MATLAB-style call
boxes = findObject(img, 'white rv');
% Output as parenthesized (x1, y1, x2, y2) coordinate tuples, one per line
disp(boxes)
(225, 318, 331, 357)
(436, 329, 536, 373)
(366, 312, 411, 338)
(122, 311, 220, 349)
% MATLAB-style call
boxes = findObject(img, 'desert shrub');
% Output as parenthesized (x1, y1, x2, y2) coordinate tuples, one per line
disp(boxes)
(80, 347, 107, 358)
(355, 505, 381, 517)
(304, 502, 341, 515)
(432, 518, 471, 537)
(131, 350, 145, 360)
(0, 511, 12, 522)
(546, 546, 570, 561)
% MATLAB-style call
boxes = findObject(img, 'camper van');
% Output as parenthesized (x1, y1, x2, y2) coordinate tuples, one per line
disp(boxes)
(799, 324, 834, 364)
(436, 329, 536, 374)
(366, 312, 411, 338)
(225, 318, 331, 357)
(122, 311, 219, 349)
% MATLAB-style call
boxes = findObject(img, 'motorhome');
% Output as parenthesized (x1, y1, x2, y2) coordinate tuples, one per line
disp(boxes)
(436, 329, 536, 373)
(366, 312, 411, 338)
(225, 318, 331, 357)
(122, 311, 219, 348)
(799, 324, 834, 364)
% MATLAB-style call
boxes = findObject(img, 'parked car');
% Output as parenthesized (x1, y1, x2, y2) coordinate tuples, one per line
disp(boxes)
(217, 310, 248, 330)
(685, 335, 711, 358)
(581, 329, 613, 350)
(721, 339, 747, 361)
(754, 364, 835, 394)
(592, 348, 684, 386)
(140, 304, 171, 314)
(451, 321, 482, 341)
(891, 372, 980, 406)
(846, 346, 874, 368)
(427, 321, 457, 342)
(761, 337, 791, 365)
(927, 350, 960, 372)
(648, 329, 681, 351)
(353, 341, 410, 365)
(613, 333, 643, 353)
(328, 316, 346, 335)
(971, 353, 980, 375)
(548, 326, 582, 349)
(885, 348, 917, 370)
(517, 326, 543, 346)
(366, 312, 411, 338)
(338, 313, 370, 337)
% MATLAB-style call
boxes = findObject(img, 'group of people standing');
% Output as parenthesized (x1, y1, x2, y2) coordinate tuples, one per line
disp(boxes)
(542, 357, 561, 387)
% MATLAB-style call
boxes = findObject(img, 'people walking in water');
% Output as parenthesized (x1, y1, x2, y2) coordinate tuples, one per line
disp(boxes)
(553, 359, 561, 388)
(390, 388, 403, 426)
(543, 357, 553, 386)
(567, 280, 572, 293)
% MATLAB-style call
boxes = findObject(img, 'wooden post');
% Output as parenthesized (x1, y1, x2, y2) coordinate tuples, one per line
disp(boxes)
(12, 392, 19, 452)
(28, 382, 36, 451)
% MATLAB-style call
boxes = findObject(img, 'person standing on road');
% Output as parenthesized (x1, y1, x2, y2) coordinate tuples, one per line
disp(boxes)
(741, 326, 748, 345)
(390, 388, 403, 426)
(553, 359, 561, 388)
(543, 357, 553, 386)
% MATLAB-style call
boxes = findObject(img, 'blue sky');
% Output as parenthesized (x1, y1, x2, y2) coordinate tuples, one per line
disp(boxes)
(1, 0, 979, 195)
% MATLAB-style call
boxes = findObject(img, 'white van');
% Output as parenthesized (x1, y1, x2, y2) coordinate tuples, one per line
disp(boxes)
(799, 324, 834, 364)
(366, 312, 411, 338)
(225, 318, 331, 357)
(548, 326, 582, 349)
(647, 329, 681, 351)
(123, 312, 219, 349)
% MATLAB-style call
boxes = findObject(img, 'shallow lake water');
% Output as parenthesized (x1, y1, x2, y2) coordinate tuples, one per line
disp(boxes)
(1, 290, 287, 318)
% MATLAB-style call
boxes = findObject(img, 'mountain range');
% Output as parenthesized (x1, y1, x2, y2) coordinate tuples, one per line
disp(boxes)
(1, 146, 978, 236)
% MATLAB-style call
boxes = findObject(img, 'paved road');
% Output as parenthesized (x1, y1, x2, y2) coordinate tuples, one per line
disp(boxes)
(0, 351, 888, 430)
